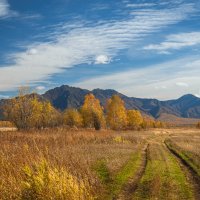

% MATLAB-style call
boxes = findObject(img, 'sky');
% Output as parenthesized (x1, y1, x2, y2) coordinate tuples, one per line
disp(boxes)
(0, 0, 200, 100)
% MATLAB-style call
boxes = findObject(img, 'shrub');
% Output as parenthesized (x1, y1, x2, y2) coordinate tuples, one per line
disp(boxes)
(21, 159, 94, 200)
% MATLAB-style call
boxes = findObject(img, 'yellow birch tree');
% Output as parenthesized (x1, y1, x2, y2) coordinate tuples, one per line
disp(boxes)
(63, 108, 83, 128)
(106, 95, 127, 130)
(127, 110, 143, 130)
(81, 94, 105, 130)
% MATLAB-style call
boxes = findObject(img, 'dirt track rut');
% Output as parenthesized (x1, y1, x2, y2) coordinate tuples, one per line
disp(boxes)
(117, 130, 200, 200)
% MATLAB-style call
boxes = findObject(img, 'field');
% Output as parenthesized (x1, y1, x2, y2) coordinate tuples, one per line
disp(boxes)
(0, 128, 200, 200)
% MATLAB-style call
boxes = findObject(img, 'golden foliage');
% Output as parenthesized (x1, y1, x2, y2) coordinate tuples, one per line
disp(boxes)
(106, 95, 127, 130)
(141, 118, 165, 129)
(2, 88, 167, 131)
(63, 108, 83, 128)
(4, 89, 59, 129)
(127, 110, 143, 129)
(81, 94, 105, 130)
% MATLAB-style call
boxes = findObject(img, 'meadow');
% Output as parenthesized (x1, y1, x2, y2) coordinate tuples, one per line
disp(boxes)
(0, 128, 200, 200)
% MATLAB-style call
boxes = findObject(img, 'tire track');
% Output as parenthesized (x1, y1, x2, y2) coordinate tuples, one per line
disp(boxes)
(165, 141, 200, 200)
(131, 130, 196, 200)
(116, 144, 148, 200)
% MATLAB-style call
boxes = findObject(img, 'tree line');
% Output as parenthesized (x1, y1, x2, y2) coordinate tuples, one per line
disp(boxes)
(3, 89, 165, 130)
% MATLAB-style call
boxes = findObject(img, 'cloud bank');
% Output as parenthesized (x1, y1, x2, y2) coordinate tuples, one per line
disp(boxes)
(144, 32, 200, 53)
(0, 1, 198, 98)
(74, 57, 200, 100)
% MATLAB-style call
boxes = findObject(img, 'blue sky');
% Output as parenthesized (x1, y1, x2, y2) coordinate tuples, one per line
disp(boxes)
(0, 0, 200, 100)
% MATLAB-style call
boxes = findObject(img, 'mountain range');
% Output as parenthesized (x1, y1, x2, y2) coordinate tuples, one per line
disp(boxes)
(1, 85, 200, 124)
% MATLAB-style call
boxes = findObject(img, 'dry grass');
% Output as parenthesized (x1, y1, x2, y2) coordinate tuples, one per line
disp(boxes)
(166, 128, 200, 176)
(168, 129, 200, 156)
(2, 128, 199, 199)
(0, 128, 145, 199)
(133, 131, 194, 200)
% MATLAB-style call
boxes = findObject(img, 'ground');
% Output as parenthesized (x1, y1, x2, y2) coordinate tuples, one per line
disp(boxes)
(0, 128, 199, 199)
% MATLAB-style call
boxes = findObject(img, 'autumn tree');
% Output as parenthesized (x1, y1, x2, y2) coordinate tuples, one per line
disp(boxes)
(141, 118, 166, 129)
(81, 94, 104, 130)
(4, 87, 59, 129)
(63, 108, 83, 128)
(153, 120, 165, 128)
(197, 122, 200, 129)
(141, 118, 155, 129)
(106, 95, 127, 130)
(41, 101, 60, 128)
(4, 87, 34, 129)
(127, 110, 143, 130)
(28, 97, 43, 128)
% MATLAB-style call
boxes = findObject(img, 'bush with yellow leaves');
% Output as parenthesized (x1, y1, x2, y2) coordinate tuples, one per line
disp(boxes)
(21, 159, 94, 200)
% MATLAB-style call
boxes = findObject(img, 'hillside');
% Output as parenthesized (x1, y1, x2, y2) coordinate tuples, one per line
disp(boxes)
(42, 85, 200, 119)
(157, 113, 200, 126)
(1, 85, 200, 122)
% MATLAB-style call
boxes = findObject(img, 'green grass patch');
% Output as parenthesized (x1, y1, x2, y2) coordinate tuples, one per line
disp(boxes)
(167, 151, 194, 200)
(111, 152, 141, 197)
(165, 140, 200, 177)
(93, 152, 142, 199)
(93, 160, 111, 184)
(133, 144, 194, 200)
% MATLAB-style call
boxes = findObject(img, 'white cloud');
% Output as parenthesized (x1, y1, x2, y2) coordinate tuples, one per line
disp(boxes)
(35, 86, 45, 91)
(175, 82, 189, 87)
(0, 0, 41, 20)
(74, 57, 200, 100)
(126, 3, 156, 8)
(195, 94, 200, 98)
(0, 1, 197, 91)
(95, 55, 110, 64)
(0, 0, 9, 17)
(20, 13, 42, 20)
(0, 0, 17, 18)
(28, 48, 38, 55)
(155, 85, 167, 90)
(144, 32, 200, 53)
(90, 3, 109, 11)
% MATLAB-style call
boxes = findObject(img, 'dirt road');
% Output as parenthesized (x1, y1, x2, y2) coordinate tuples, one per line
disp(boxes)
(118, 129, 200, 200)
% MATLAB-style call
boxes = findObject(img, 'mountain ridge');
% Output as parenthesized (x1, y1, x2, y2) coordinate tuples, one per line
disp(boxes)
(1, 85, 200, 121)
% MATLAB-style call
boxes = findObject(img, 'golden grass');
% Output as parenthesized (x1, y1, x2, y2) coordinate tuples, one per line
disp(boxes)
(1, 128, 199, 199)
(0, 128, 145, 199)
(166, 128, 200, 176)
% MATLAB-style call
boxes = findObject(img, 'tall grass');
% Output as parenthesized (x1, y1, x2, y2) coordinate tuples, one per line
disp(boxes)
(0, 128, 144, 199)
(165, 130, 200, 177)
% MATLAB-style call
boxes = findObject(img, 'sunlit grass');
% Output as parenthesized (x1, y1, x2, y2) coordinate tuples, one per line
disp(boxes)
(133, 143, 194, 200)
(0, 128, 143, 199)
